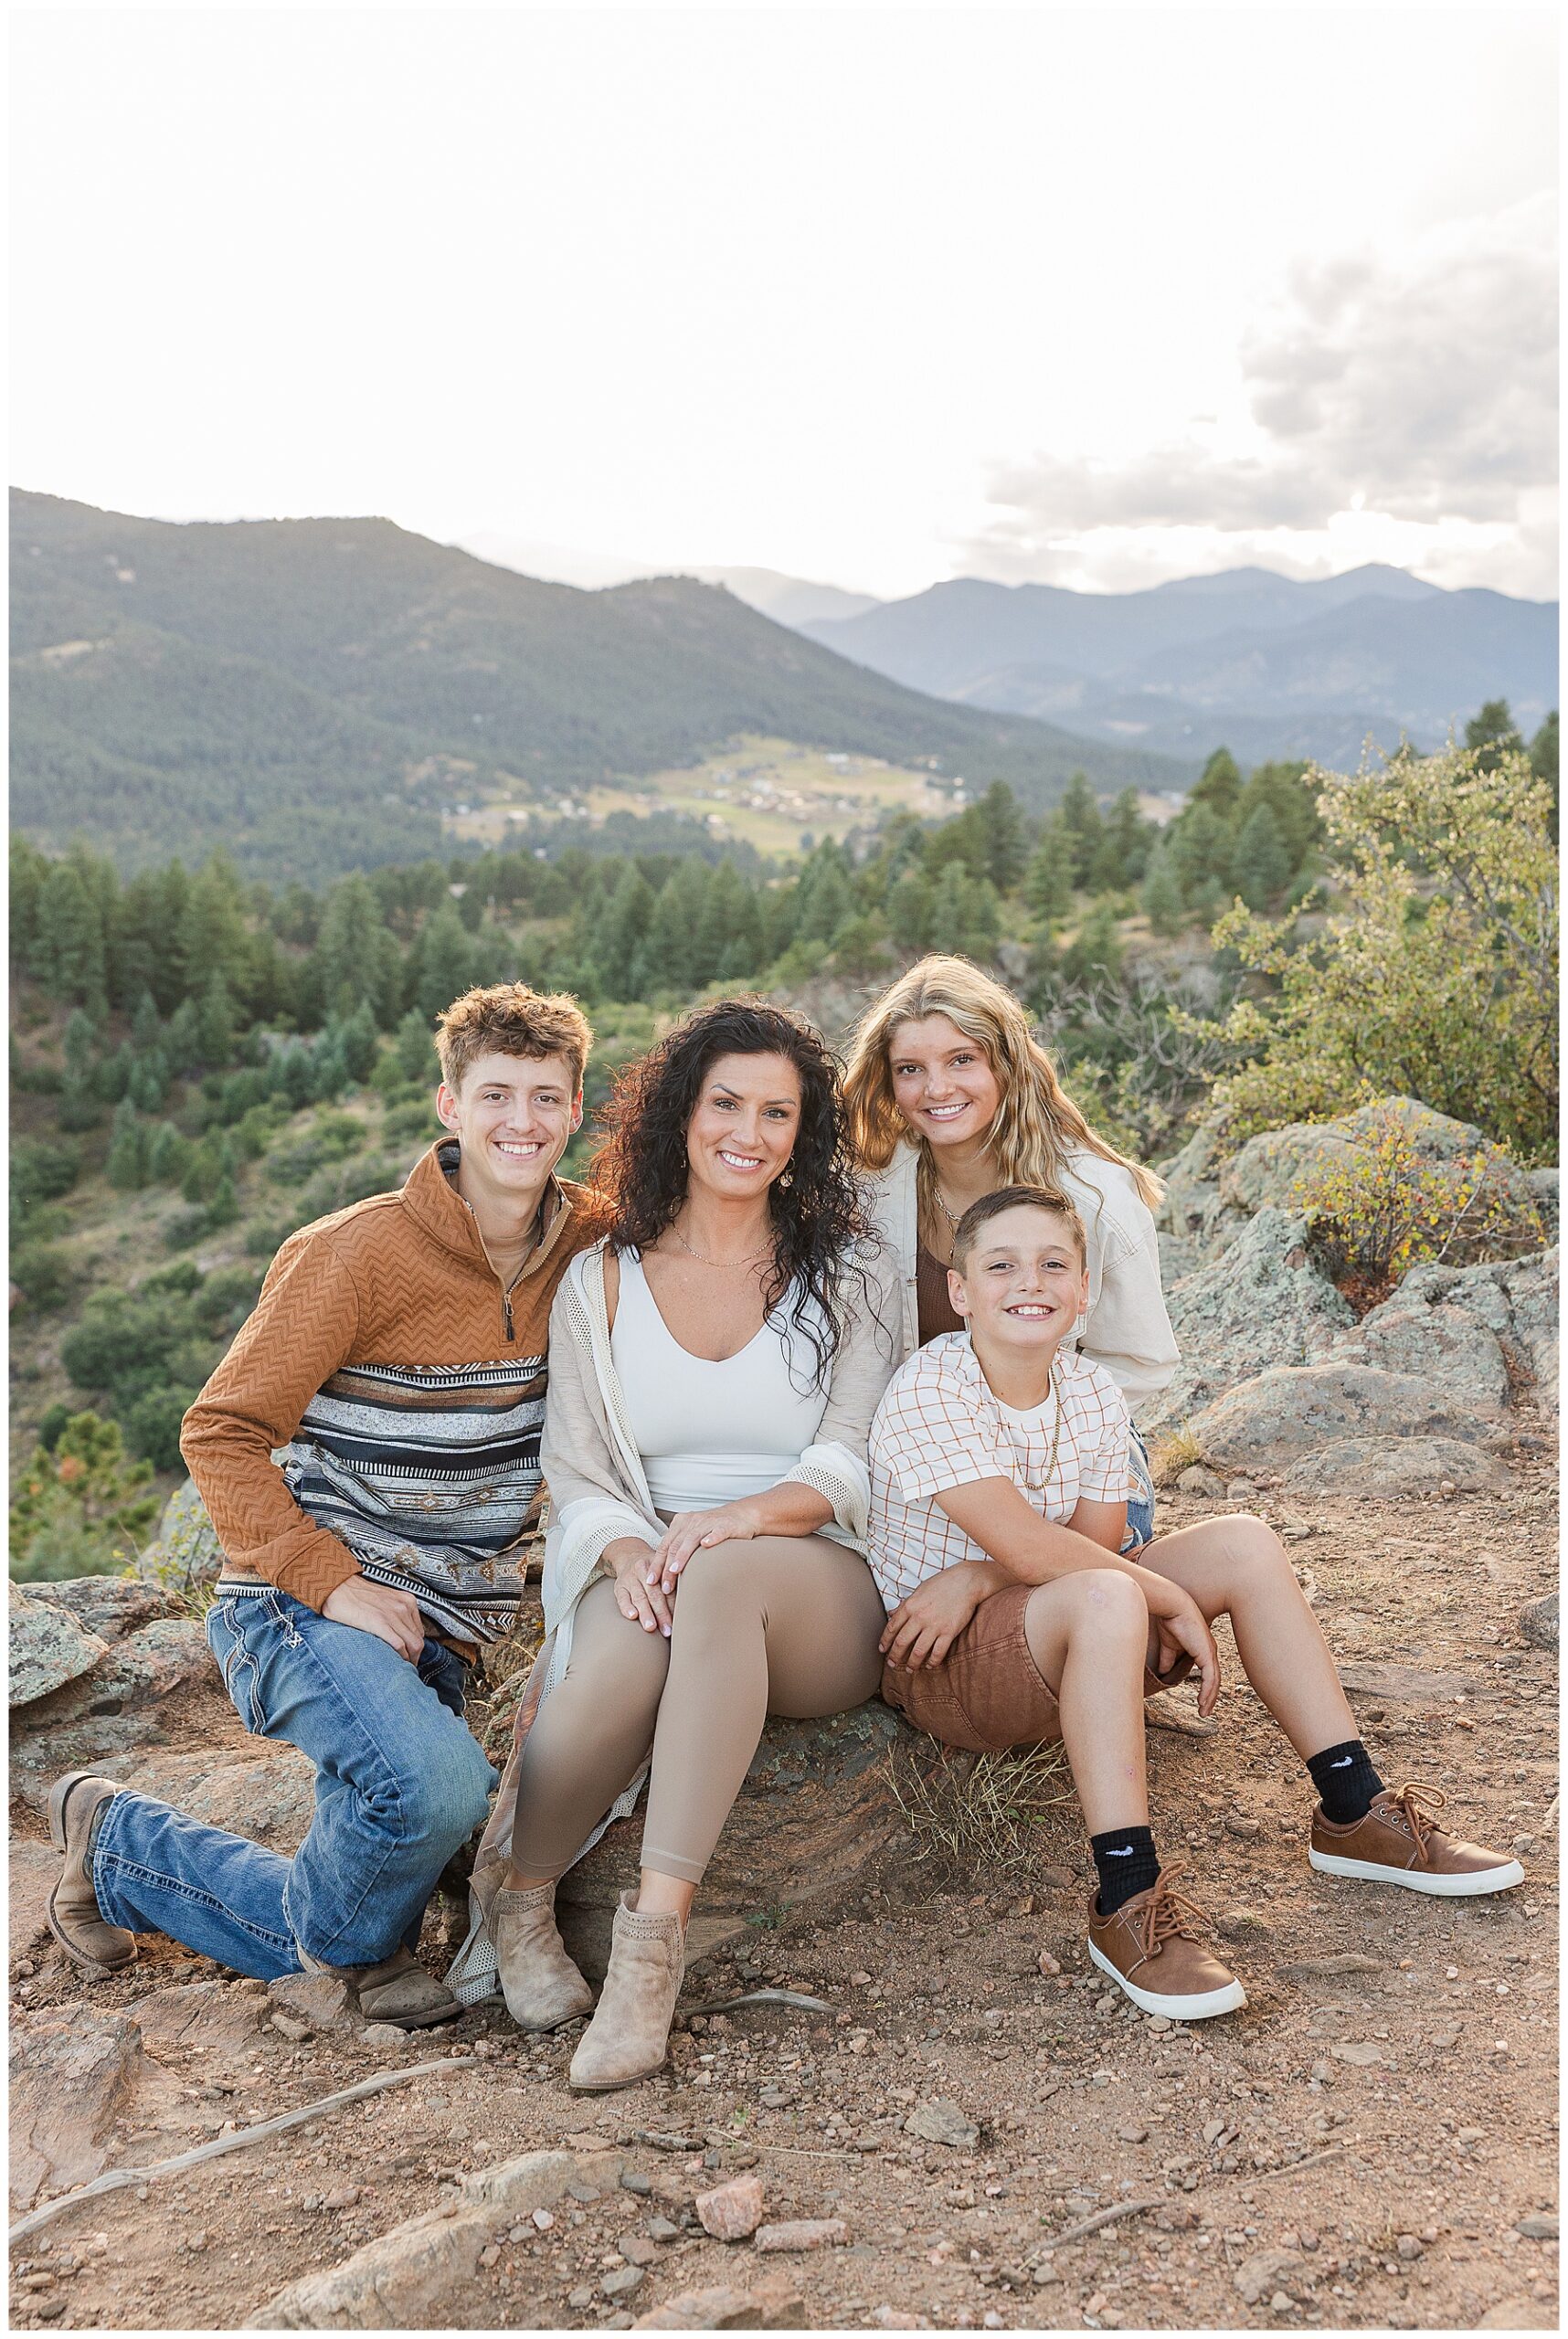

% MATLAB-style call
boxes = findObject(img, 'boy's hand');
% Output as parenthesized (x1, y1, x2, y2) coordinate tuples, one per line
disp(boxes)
(1150, 1593, 1222, 1716)
(323, 1577, 426, 1660)
(880, 1564, 991, 1672)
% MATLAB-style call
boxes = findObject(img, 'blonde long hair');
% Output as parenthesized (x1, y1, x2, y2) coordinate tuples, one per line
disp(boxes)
(842, 955, 1164, 1213)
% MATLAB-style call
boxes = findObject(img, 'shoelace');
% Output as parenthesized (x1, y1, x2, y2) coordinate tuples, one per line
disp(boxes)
(1134, 1863, 1214, 1959)
(1385, 1779, 1446, 1860)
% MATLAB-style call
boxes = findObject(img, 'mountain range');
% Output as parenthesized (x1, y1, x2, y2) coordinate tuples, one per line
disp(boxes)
(800, 566, 1557, 768)
(9, 492, 1188, 880)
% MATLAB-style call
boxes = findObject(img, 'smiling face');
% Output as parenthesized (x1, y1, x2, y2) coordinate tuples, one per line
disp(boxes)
(684, 1050, 802, 1204)
(887, 1014, 1003, 1156)
(948, 1202, 1088, 1361)
(437, 1049, 582, 1207)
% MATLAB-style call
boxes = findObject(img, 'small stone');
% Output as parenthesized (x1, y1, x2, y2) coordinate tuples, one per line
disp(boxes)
(754, 2218, 848, 2252)
(1219, 1907, 1271, 1940)
(1269, 2291, 1293, 2312)
(1517, 2214, 1559, 2240)
(695, 2176, 765, 2242)
(532, 2207, 556, 2230)
(648, 2217, 679, 2242)
(1032, 2263, 1063, 2286)
(1396, 2235, 1424, 2260)
(905, 2098, 979, 2151)
(322, 2186, 360, 2210)
(620, 2238, 659, 2268)
(849, 1971, 873, 1986)
(1224, 1815, 1261, 1841)
(270, 2013, 313, 2043)
(1036, 1950, 1061, 1977)
(1085, 2291, 1108, 2316)
(1457, 2127, 1485, 2145)
(479, 2243, 500, 2269)
(602, 2265, 647, 2300)
(1520, 1593, 1559, 1651)
(1330, 2042, 1383, 2067)
(621, 2172, 654, 2196)
(360, 2022, 408, 2049)
(1226, 1479, 1258, 1502)
(1117, 2123, 1149, 2143)
(568, 2287, 594, 2309)
(632, 2276, 805, 2329)
(1177, 1466, 1227, 1498)
(1234, 2249, 1305, 2307)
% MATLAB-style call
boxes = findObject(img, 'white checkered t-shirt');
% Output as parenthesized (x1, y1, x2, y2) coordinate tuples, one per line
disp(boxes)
(867, 1331, 1134, 1610)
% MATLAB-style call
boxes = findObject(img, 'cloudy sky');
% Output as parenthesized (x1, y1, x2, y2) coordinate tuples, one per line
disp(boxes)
(10, 6, 1558, 600)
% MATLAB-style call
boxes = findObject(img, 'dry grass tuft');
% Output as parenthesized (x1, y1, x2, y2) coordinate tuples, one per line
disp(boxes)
(1148, 1425, 1203, 1487)
(886, 1735, 1077, 1882)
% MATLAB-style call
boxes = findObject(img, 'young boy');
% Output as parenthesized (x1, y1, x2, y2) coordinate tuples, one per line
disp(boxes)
(869, 1183, 1522, 2021)
(47, 983, 602, 2027)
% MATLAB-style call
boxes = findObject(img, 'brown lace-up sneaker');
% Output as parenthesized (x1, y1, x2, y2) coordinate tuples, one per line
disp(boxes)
(1310, 1782, 1524, 1897)
(1087, 1867, 1245, 2021)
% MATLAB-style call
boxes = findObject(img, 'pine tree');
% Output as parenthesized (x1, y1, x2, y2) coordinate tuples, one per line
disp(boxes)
(1170, 803, 1232, 901)
(36, 862, 108, 1009)
(597, 868, 656, 999)
(107, 1099, 147, 1191)
(1097, 788, 1151, 887)
(338, 1001, 380, 1083)
(1059, 901, 1125, 987)
(1058, 775, 1104, 888)
(1188, 746, 1244, 819)
(693, 861, 750, 989)
(886, 869, 934, 954)
(1231, 803, 1293, 909)
(1024, 816, 1077, 925)
(395, 1009, 439, 1085)
(1140, 845, 1184, 936)
(1465, 699, 1524, 774)
(63, 1009, 97, 1085)
(148, 1122, 192, 1185)
(130, 991, 162, 1053)
(928, 864, 971, 954)
(413, 905, 478, 1021)
(976, 782, 1027, 891)
(797, 859, 854, 946)
(196, 975, 236, 1068)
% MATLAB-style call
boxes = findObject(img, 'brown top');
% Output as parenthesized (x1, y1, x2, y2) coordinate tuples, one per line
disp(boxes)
(180, 1141, 603, 1625)
(916, 1244, 965, 1346)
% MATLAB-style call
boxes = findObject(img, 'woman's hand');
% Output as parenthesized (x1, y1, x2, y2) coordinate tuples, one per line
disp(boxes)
(603, 1537, 673, 1636)
(645, 1500, 765, 1595)
(879, 1562, 992, 1672)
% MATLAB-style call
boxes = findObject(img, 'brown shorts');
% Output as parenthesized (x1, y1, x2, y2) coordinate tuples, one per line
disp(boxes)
(880, 1582, 1192, 1754)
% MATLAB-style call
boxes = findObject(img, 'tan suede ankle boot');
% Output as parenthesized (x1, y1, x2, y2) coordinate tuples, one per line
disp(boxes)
(567, 1891, 684, 2091)
(492, 1881, 594, 2031)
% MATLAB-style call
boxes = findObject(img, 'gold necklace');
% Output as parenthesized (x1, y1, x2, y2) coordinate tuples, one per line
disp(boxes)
(669, 1223, 775, 1269)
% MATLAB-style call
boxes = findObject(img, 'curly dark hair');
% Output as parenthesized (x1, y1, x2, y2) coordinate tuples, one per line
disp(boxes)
(590, 998, 870, 1389)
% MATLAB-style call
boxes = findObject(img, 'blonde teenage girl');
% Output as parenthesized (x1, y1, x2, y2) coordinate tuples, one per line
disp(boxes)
(843, 954, 1177, 1545)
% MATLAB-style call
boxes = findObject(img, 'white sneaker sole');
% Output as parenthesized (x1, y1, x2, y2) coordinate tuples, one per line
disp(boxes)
(1308, 1849, 1526, 1896)
(1087, 1935, 1246, 2021)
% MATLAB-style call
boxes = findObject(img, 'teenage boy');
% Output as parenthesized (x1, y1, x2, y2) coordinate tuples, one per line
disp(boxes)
(869, 1183, 1523, 2022)
(47, 983, 602, 2027)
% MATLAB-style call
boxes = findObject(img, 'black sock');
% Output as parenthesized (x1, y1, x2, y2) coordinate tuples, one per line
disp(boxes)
(1091, 1826, 1160, 1917)
(1308, 1738, 1384, 1826)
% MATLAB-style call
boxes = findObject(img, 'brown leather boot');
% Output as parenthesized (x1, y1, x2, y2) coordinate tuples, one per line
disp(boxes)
(493, 1881, 594, 2031)
(47, 1773, 136, 1975)
(295, 1940, 462, 2028)
(567, 1892, 684, 2091)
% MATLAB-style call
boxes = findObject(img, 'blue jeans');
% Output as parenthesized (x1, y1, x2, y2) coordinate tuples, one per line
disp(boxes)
(90, 1587, 497, 1980)
(1122, 1428, 1156, 1552)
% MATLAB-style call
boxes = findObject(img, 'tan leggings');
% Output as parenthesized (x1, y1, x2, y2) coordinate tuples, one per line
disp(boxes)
(510, 1536, 886, 1886)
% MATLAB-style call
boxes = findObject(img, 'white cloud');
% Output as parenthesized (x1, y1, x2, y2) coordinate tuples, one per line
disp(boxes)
(966, 196, 1558, 596)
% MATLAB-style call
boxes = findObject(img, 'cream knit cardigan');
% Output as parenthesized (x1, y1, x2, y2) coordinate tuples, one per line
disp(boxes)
(449, 1236, 896, 2004)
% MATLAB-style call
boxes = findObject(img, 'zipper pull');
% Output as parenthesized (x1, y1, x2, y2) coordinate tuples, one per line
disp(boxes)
(503, 1291, 514, 1342)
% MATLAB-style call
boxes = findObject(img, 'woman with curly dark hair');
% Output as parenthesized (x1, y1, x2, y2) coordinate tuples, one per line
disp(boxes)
(455, 1000, 897, 2089)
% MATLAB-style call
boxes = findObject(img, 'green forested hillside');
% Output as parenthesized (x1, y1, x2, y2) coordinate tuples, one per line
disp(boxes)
(11, 491, 1191, 877)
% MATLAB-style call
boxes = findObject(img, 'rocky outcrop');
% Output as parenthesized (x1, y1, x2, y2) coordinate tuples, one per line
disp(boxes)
(1150, 1099, 1556, 1485)
(1187, 1364, 1502, 1474)
(9, 1583, 110, 1707)
(252, 2148, 626, 2327)
(1282, 1438, 1508, 1500)
(10, 2007, 146, 2209)
(1141, 1211, 1352, 1436)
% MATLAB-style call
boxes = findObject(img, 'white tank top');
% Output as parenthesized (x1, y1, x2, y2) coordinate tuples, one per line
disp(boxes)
(611, 1251, 828, 1515)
